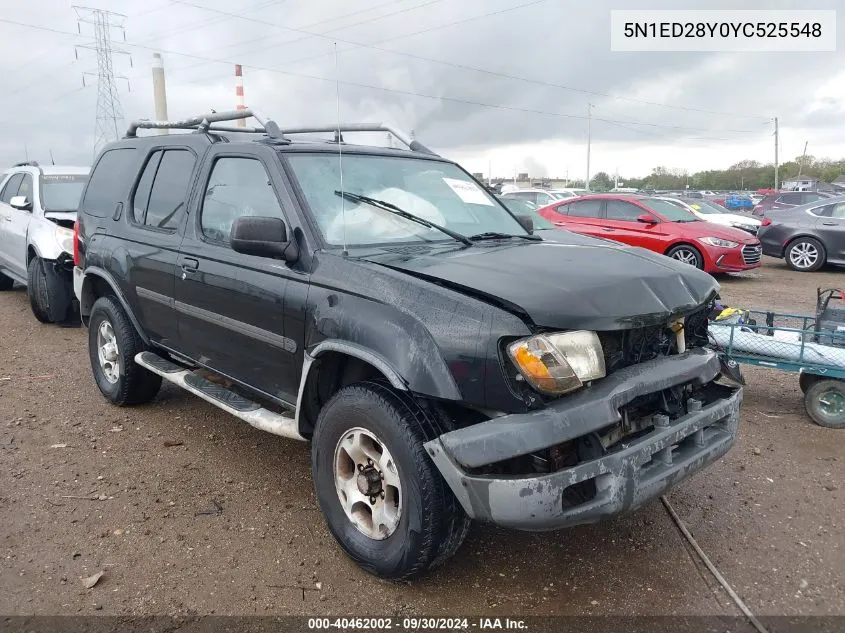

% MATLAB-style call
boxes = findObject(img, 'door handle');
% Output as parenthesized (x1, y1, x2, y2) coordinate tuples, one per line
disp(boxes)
(601, 227, 616, 232)
(822, 221, 837, 226)
(181, 257, 199, 271)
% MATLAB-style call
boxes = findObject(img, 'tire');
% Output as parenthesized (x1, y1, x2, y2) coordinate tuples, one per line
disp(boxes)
(804, 379, 845, 429)
(311, 381, 471, 579)
(27, 258, 54, 324)
(785, 237, 825, 272)
(799, 373, 819, 394)
(666, 244, 704, 270)
(0, 272, 12, 291)
(88, 295, 162, 406)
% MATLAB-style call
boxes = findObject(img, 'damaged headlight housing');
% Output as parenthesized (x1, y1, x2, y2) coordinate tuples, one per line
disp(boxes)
(507, 330, 606, 395)
(55, 226, 74, 255)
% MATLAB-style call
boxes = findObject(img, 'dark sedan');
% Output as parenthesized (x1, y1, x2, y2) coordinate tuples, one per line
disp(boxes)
(752, 190, 835, 216)
(758, 195, 845, 272)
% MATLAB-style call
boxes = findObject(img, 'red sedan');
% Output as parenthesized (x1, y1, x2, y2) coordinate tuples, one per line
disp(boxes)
(538, 194, 762, 273)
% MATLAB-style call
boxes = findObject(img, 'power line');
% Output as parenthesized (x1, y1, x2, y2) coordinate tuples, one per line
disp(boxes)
(172, 0, 768, 123)
(0, 14, 766, 135)
(151, 0, 443, 82)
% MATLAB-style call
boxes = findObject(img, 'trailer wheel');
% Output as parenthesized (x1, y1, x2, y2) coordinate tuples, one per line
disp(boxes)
(804, 379, 845, 429)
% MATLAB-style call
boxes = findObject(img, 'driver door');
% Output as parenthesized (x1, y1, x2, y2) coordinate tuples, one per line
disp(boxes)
(3, 173, 34, 278)
(0, 173, 25, 272)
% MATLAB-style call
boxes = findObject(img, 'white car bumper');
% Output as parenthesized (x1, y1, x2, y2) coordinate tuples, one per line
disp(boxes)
(73, 266, 83, 302)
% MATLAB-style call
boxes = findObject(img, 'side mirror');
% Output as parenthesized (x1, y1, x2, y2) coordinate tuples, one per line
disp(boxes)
(230, 216, 298, 261)
(515, 214, 534, 234)
(10, 195, 32, 211)
(637, 213, 658, 224)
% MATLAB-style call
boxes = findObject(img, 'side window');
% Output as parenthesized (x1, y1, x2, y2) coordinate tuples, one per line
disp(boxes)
(777, 192, 800, 205)
(830, 203, 845, 219)
(803, 192, 823, 203)
(536, 192, 553, 205)
(605, 200, 643, 221)
(566, 199, 603, 218)
(144, 150, 195, 230)
(132, 151, 162, 224)
(81, 148, 138, 217)
(16, 174, 34, 205)
(201, 157, 285, 243)
(0, 174, 24, 204)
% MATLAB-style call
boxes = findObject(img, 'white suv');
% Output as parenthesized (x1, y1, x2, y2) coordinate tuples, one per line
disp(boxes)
(0, 161, 89, 323)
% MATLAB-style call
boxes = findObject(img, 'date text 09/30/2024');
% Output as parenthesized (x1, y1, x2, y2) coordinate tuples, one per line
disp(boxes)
(307, 617, 528, 630)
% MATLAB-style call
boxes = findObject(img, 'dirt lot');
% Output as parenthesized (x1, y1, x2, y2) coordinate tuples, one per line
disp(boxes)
(0, 257, 842, 621)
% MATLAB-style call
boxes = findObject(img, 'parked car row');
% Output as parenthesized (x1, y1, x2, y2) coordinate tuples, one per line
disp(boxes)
(536, 194, 762, 274)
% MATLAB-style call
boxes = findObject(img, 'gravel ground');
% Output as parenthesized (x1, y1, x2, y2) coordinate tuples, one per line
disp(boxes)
(0, 257, 842, 619)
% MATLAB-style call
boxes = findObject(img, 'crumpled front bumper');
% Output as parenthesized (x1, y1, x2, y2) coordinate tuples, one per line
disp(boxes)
(425, 348, 741, 531)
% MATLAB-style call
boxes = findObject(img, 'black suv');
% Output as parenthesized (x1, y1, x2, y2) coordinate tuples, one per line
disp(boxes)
(74, 110, 742, 579)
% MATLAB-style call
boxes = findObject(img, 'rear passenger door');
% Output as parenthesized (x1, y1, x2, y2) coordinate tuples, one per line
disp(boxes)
(553, 199, 605, 238)
(814, 201, 845, 262)
(123, 147, 197, 346)
(175, 146, 307, 405)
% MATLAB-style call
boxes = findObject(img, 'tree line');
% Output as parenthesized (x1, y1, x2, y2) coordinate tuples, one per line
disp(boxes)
(586, 155, 845, 192)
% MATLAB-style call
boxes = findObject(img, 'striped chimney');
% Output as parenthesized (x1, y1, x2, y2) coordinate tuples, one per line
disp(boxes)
(234, 64, 246, 128)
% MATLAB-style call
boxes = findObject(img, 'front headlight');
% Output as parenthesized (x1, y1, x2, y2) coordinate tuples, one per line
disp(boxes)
(729, 222, 755, 232)
(507, 330, 606, 395)
(55, 226, 74, 254)
(700, 236, 738, 248)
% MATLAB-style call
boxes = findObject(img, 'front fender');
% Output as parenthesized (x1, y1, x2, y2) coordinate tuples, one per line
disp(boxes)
(28, 220, 67, 261)
(305, 290, 462, 402)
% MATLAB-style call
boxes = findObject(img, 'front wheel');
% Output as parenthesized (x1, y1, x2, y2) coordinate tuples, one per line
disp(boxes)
(27, 258, 54, 323)
(786, 237, 825, 272)
(666, 244, 704, 269)
(804, 379, 845, 429)
(311, 382, 470, 579)
(88, 295, 162, 405)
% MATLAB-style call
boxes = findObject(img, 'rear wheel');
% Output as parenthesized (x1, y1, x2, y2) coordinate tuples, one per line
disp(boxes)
(804, 379, 845, 429)
(666, 244, 704, 269)
(311, 382, 470, 579)
(785, 237, 825, 272)
(88, 295, 162, 405)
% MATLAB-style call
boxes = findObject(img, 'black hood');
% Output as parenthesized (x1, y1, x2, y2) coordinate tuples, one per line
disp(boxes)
(359, 234, 718, 331)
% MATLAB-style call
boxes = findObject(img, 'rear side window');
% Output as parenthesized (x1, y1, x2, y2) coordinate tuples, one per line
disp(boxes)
(0, 174, 24, 203)
(803, 192, 825, 203)
(81, 148, 137, 217)
(139, 150, 195, 230)
(132, 151, 162, 224)
(776, 192, 802, 204)
(565, 199, 603, 218)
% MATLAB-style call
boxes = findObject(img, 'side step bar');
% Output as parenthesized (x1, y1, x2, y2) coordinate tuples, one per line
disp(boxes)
(135, 352, 305, 441)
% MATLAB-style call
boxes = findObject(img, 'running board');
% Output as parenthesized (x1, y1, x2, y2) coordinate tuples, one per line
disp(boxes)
(135, 352, 304, 441)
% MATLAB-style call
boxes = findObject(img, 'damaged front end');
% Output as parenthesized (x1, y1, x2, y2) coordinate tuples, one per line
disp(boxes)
(425, 311, 742, 531)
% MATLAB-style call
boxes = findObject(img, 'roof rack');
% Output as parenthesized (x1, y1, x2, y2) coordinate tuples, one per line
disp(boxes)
(275, 124, 438, 156)
(12, 161, 39, 167)
(125, 109, 287, 142)
(126, 111, 436, 156)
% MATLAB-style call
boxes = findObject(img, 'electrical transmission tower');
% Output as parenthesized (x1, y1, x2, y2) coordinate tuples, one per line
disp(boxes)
(73, 6, 132, 154)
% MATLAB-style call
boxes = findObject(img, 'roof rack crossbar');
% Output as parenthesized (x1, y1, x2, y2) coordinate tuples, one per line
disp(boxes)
(125, 109, 287, 142)
(278, 124, 437, 155)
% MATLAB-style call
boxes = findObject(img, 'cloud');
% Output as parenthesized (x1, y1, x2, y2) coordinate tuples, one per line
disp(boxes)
(1, 0, 844, 179)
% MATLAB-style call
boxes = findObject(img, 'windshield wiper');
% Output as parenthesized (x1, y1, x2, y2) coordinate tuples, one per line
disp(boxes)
(468, 231, 541, 241)
(334, 191, 472, 246)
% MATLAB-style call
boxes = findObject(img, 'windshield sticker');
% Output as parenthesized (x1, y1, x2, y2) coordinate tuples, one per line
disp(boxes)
(442, 177, 494, 206)
(41, 175, 87, 182)
(691, 204, 701, 209)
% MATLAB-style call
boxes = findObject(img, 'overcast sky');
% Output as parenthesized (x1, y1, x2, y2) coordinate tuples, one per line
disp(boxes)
(1, 0, 844, 182)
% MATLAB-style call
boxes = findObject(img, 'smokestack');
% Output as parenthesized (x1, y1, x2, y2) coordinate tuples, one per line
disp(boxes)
(235, 64, 246, 128)
(152, 53, 168, 135)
